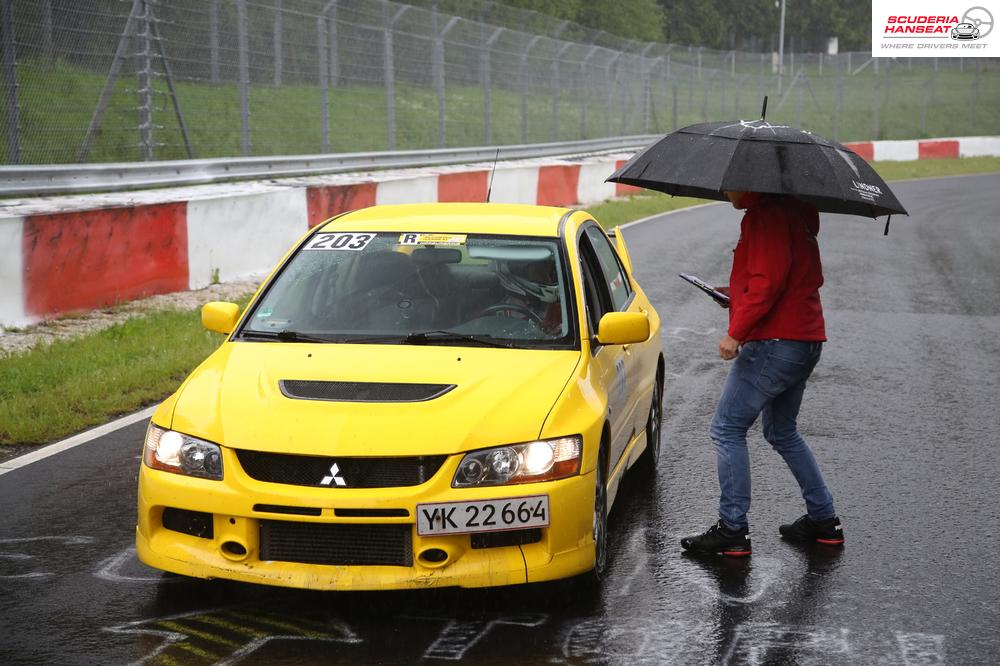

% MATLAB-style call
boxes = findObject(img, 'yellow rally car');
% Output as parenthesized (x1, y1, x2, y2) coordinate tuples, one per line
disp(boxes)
(137, 203, 663, 590)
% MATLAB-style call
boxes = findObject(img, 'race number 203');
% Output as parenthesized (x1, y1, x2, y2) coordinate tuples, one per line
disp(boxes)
(416, 496, 549, 536)
(304, 232, 376, 251)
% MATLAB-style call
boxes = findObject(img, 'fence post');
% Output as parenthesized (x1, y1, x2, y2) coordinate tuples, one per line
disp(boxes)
(552, 43, 572, 141)
(209, 0, 219, 83)
(236, 0, 250, 156)
(833, 76, 843, 142)
(734, 75, 741, 118)
(317, 16, 329, 152)
(137, 0, 154, 160)
(970, 60, 980, 132)
(383, 3, 395, 151)
(432, 6, 444, 148)
(327, 1, 339, 87)
(920, 75, 930, 136)
(1, 0, 20, 163)
(521, 36, 541, 143)
(872, 75, 881, 140)
(580, 46, 598, 139)
(483, 28, 504, 145)
(273, 0, 282, 86)
(672, 83, 677, 130)
(42, 0, 53, 62)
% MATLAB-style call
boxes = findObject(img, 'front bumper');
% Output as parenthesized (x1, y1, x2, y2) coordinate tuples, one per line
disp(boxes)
(136, 452, 596, 591)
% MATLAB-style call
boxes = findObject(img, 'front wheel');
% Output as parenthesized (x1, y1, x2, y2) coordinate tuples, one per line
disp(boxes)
(591, 444, 609, 580)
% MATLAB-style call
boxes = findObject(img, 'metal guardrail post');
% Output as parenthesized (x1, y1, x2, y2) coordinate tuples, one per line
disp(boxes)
(672, 83, 677, 130)
(237, 0, 250, 156)
(1, 0, 21, 164)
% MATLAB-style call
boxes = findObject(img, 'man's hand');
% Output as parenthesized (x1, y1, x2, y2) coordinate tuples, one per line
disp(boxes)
(719, 334, 740, 360)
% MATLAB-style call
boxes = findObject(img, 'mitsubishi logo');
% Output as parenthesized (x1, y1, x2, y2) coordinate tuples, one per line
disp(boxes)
(320, 463, 346, 487)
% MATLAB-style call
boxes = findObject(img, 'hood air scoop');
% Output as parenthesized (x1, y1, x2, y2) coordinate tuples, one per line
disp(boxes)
(279, 380, 456, 403)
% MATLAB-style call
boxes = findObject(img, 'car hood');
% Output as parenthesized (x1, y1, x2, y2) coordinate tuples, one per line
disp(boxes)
(170, 342, 581, 457)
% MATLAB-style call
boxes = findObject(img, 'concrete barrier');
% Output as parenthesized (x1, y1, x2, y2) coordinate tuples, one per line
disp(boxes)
(1, 136, 997, 328)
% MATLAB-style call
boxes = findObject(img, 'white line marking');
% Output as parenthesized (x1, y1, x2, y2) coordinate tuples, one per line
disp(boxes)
(0, 405, 156, 477)
(617, 201, 722, 231)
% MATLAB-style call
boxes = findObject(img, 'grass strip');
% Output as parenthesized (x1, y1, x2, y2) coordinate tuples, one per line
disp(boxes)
(1, 156, 998, 448)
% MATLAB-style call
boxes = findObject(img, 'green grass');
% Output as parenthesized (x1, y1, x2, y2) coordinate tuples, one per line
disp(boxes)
(3, 58, 999, 163)
(1, 155, 998, 449)
(0, 309, 232, 446)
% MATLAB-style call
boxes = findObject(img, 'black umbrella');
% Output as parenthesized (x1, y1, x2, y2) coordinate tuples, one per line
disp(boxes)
(607, 107, 907, 231)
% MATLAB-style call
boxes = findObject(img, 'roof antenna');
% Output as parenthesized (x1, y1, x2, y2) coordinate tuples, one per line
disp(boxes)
(486, 148, 500, 203)
(761, 96, 768, 122)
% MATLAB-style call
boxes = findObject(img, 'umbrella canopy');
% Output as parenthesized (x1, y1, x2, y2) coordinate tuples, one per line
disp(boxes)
(607, 119, 907, 219)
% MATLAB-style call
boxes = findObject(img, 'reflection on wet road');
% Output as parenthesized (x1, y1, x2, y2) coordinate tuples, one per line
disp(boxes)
(2, 175, 999, 664)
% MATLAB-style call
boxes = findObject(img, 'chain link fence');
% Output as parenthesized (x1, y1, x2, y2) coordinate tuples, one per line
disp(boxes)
(2, 0, 999, 164)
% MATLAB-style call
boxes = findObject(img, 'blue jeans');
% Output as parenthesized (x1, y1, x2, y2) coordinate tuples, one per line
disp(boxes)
(710, 339, 835, 531)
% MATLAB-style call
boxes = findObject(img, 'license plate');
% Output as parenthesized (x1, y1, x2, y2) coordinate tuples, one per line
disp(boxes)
(416, 495, 550, 536)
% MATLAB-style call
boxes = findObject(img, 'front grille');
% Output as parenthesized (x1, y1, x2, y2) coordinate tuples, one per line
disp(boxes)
(259, 520, 412, 567)
(471, 528, 542, 549)
(235, 450, 447, 488)
(162, 507, 213, 539)
(280, 380, 455, 403)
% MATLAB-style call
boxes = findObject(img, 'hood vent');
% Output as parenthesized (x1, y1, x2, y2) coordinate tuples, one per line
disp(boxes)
(279, 380, 455, 403)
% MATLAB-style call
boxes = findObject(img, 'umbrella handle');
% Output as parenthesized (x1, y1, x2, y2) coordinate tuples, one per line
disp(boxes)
(883, 215, 891, 236)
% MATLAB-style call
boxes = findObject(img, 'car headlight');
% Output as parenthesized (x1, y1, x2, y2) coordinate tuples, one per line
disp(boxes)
(452, 436, 582, 487)
(143, 423, 223, 480)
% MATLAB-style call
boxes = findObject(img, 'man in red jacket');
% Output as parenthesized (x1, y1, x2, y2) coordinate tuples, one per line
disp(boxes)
(681, 191, 844, 557)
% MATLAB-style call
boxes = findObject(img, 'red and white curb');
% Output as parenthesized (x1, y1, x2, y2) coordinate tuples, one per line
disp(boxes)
(1, 135, 997, 328)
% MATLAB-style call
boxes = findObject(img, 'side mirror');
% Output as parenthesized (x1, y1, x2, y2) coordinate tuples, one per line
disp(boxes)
(202, 302, 240, 334)
(596, 311, 649, 345)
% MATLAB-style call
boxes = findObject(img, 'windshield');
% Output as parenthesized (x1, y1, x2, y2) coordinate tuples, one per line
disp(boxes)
(239, 231, 576, 348)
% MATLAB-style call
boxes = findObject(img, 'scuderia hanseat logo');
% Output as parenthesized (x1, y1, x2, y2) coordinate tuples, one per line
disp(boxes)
(873, 2, 997, 56)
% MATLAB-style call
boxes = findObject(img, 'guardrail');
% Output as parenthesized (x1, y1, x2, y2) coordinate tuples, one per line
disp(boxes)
(0, 136, 657, 198)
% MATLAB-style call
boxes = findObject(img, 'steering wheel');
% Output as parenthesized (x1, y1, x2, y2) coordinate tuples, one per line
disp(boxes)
(477, 303, 545, 327)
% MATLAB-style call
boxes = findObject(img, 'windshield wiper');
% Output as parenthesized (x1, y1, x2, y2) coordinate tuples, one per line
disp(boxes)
(239, 329, 333, 343)
(402, 330, 515, 349)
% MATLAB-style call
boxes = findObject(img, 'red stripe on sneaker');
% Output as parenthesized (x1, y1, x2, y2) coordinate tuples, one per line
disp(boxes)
(816, 538, 844, 545)
(722, 550, 752, 557)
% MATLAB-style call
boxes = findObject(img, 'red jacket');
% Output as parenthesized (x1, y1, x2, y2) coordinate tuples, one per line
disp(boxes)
(728, 193, 826, 343)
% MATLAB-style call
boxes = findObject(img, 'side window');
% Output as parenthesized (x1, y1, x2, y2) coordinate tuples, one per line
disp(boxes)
(584, 226, 632, 311)
(578, 235, 612, 336)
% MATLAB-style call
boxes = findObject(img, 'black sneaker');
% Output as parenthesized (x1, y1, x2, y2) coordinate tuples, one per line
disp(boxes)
(681, 520, 752, 557)
(779, 515, 845, 545)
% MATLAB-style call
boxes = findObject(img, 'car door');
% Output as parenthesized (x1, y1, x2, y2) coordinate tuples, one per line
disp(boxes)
(583, 225, 646, 450)
(578, 225, 632, 472)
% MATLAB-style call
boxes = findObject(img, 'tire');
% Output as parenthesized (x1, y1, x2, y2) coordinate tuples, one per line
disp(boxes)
(635, 369, 664, 476)
(590, 442, 609, 581)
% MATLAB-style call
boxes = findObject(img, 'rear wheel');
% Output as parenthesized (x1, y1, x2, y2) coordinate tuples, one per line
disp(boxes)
(635, 369, 664, 475)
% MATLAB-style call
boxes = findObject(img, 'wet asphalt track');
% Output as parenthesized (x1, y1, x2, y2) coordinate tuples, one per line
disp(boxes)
(2, 174, 999, 665)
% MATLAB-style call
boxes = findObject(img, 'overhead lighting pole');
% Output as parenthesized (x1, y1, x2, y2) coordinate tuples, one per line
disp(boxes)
(777, 0, 786, 94)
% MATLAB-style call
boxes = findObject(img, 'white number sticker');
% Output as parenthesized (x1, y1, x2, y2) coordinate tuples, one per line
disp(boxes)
(305, 232, 376, 251)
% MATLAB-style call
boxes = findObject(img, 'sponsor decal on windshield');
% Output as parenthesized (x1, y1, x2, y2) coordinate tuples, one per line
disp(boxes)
(398, 233, 467, 245)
